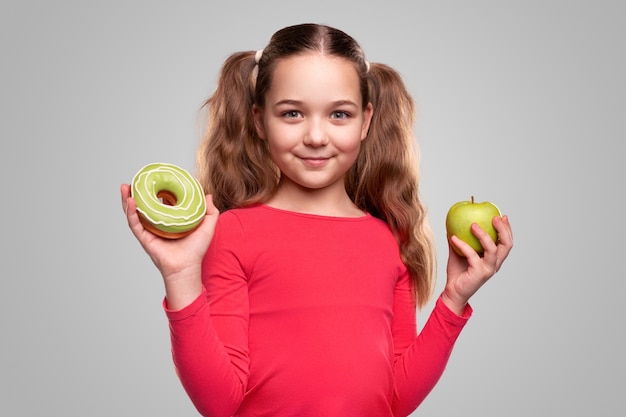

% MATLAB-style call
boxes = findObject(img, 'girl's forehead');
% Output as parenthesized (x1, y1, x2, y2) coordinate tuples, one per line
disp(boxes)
(269, 54, 360, 93)
(275, 52, 352, 69)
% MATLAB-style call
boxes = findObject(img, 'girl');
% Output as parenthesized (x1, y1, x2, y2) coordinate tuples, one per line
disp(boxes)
(121, 23, 513, 417)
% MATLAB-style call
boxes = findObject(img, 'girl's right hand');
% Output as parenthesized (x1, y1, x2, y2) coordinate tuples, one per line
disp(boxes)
(442, 215, 513, 315)
(120, 184, 220, 309)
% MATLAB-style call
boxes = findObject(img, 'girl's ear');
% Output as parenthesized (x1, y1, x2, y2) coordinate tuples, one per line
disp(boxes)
(361, 102, 373, 141)
(252, 104, 266, 139)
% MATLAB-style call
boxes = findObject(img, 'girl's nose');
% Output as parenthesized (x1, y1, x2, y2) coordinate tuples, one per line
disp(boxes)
(303, 118, 329, 147)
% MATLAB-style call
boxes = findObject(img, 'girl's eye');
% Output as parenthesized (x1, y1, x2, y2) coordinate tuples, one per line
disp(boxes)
(283, 110, 302, 119)
(331, 111, 349, 120)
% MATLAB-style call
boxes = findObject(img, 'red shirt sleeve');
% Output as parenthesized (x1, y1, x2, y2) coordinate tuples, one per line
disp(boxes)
(164, 212, 250, 417)
(391, 271, 472, 416)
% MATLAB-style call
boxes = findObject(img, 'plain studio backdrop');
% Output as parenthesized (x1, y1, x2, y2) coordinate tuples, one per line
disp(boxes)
(1, 1, 623, 416)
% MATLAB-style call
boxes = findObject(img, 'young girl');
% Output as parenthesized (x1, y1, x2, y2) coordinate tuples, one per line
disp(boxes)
(121, 23, 513, 417)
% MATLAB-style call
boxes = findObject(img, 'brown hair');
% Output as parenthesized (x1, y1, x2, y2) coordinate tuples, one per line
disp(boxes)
(196, 23, 435, 308)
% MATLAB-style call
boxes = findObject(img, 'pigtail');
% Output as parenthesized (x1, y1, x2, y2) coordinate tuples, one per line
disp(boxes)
(196, 51, 278, 212)
(347, 63, 436, 308)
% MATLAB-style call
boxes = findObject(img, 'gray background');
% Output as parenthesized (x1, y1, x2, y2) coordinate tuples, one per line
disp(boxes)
(2, 1, 624, 416)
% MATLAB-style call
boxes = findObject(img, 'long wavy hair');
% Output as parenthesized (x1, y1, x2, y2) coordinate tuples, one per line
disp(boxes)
(196, 23, 436, 308)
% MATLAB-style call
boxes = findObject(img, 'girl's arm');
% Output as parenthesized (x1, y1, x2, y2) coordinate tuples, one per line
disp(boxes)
(167, 211, 251, 417)
(166, 287, 249, 417)
(122, 185, 248, 416)
(391, 215, 513, 416)
(391, 274, 471, 416)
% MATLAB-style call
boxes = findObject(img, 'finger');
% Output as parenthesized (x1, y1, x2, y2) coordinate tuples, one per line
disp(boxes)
(124, 195, 149, 239)
(120, 183, 131, 214)
(450, 235, 481, 260)
(493, 215, 513, 246)
(446, 238, 470, 278)
(467, 223, 499, 274)
(494, 215, 513, 249)
(447, 239, 464, 261)
(470, 222, 498, 255)
(492, 215, 513, 271)
(504, 216, 513, 246)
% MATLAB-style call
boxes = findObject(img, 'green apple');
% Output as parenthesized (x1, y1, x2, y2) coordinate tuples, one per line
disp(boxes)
(445, 196, 502, 256)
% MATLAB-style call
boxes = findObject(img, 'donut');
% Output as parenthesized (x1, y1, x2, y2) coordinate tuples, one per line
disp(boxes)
(130, 162, 206, 239)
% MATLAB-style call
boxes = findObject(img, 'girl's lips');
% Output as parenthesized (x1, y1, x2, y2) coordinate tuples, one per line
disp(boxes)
(300, 157, 330, 167)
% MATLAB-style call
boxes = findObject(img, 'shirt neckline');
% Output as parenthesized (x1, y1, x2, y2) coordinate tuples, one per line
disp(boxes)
(258, 203, 372, 221)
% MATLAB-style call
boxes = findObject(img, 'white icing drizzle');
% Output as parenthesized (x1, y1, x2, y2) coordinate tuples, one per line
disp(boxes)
(131, 163, 206, 230)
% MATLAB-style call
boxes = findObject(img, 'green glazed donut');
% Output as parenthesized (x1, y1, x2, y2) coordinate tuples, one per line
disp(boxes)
(131, 162, 206, 239)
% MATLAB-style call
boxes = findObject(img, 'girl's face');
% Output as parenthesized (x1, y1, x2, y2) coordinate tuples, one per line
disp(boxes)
(253, 53, 372, 197)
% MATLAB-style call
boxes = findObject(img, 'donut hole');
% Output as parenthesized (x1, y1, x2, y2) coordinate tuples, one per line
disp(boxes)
(157, 190, 178, 206)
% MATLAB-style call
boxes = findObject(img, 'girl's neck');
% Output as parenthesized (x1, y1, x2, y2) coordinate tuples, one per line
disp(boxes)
(265, 180, 365, 218)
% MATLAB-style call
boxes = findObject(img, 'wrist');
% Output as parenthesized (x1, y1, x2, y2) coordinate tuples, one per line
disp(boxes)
(162, 266, 203, 310)
(440, 290, 468, 316)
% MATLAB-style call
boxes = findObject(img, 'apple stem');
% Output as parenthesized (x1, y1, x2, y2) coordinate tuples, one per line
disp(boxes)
(471, 195, 475, 204)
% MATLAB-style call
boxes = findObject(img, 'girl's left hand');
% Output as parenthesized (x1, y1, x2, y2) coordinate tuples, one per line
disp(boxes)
(441, 215, 513, 315)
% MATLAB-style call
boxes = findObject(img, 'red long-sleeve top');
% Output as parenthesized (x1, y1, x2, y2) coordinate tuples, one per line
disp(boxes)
(165, 204, 471, 417)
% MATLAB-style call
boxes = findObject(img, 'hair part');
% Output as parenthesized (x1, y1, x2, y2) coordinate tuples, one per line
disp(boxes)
(196, 23, 435, 308)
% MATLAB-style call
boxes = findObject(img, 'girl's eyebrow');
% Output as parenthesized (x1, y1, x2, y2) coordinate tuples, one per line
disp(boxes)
(332, 100, 359, 107)
(273, 99, 359, 107)
(273, 99, 302, 107)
